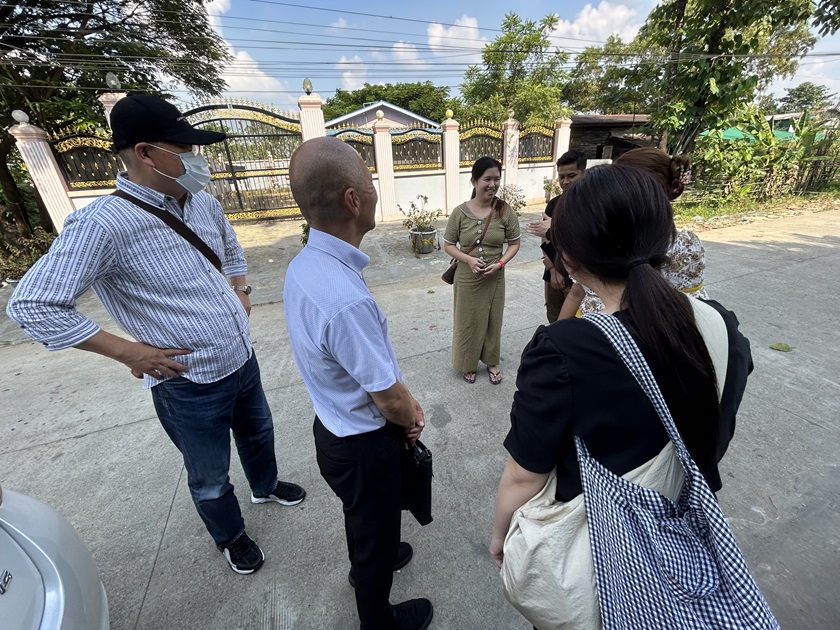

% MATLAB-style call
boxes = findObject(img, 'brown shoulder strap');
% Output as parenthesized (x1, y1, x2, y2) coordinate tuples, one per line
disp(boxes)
(111, 189, 223, 273)
(463, 209, 493, 256)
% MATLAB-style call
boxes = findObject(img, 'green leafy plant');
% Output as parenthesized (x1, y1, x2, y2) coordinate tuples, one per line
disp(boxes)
(300, 221, 310, 246)
(399, 195, 443, 232)
(498, 184, 527, 215)
(0, 227, 54, 280)
(542, 177, 562, 197)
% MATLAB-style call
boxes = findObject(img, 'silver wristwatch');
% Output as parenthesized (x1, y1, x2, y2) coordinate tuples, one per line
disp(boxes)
(232, 285, 252, 295)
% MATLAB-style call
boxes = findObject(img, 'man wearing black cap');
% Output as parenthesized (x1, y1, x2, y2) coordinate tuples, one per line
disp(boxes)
(7, 94, 306, 575)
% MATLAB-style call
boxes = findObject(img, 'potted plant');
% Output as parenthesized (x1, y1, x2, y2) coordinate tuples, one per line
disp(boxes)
(543, 177, 562, 201)
(399, 195, 444, 255)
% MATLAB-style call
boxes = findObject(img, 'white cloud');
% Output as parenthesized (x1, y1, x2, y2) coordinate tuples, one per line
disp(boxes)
(392, 41, 430, 68)
(330, 17, 348, 29)
(338, 55, 368, 91)
(200, 0, 293, 108)
(223, 50, 293, 107)
(552, 1, 642, 43)
(427, 15, 487, 64)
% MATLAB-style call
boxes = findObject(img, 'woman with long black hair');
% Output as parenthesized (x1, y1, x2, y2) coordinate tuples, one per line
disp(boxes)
(490, 165, 754, 627)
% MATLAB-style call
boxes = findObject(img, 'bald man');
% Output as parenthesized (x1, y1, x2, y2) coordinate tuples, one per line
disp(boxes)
(284, 137, 433, 630)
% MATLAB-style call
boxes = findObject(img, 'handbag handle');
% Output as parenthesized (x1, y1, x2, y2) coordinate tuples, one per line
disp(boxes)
(111, 190, 223, 273)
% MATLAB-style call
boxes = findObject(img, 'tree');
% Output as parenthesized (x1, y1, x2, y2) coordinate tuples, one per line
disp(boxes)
(563, 36, 662, 114)
(779, 82, 837, 113)
(639, 0, 816, 152)
(0, 0, 229, 244)
(756, 93, 780, 115)
(322, 81, 460, 123)
(461, 13, 570, 124)
(813, 0, 840, 36)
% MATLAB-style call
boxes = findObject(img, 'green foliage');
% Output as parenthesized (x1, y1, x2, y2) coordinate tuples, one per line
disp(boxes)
(755, 93, 780, 115)
(461, 13, 570, 125)
(813, 0, 840, 36)
(543, 177, 562, 197)
(323, 82, 460, 123)
(692, 108, 817, 205)
(779, 82, 837, 113)
(0, 0, 230, 241)
(497, 184, 526, 215)
(398, 195, 443, 232)
(300, 222, 310, 246)
(563, 36, 662, 114)
(0, 0, 230, 131)
(638, 0, 815, 151)
(0, 227, 53, 279)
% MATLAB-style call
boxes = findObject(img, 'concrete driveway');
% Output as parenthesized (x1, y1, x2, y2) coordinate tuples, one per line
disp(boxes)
(1, 206, 838, 629)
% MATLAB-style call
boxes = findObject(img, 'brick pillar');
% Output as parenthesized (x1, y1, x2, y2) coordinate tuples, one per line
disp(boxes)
(9, 121, 76, 232)
(372, 111, 396, 219)
(553, 117, 572, 164)
(298, 93, 326, 142)
(98, 91, 127, 128)
(442, 112, 460, 214)
(502, 113, 520, 187)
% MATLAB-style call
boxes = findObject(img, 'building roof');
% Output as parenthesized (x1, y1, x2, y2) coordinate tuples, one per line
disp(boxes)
(325, 100, 439, 127)
(571, 114, 650, 125)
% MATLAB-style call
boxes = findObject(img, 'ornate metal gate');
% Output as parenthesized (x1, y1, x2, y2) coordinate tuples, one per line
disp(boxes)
(182, 99, 303, 220)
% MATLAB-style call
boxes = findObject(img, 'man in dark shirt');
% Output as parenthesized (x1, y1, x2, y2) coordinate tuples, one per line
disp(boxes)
(526, 150, 587, 322)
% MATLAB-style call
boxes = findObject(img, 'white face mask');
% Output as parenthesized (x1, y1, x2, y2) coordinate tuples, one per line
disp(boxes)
(149, 144, 211, 194)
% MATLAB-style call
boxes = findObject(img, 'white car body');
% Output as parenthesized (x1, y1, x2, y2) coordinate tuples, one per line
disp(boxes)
(0, 485, 109, 629)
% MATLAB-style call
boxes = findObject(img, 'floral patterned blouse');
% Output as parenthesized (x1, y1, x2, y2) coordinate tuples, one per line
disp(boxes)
(579, 228, 708, 315)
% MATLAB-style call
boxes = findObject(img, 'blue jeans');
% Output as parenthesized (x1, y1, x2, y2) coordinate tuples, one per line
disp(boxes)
(151, 352, 278, 546)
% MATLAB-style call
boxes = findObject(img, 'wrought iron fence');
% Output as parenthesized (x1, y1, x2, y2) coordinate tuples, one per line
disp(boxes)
(391, 127, 442, 171)
(49, 129, 122, 189)
(459, 120, 504, 167)
(182, 99, 303, 219)
(518, 124, 554, 163)
(330, 126, 376, 171)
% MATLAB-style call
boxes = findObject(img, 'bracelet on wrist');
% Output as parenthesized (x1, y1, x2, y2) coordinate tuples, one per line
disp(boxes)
(498, 259, 506, 268)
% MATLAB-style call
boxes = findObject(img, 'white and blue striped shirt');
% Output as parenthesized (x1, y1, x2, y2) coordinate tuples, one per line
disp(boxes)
(6, 173, 252, 388)
(284, 229, 402, 437)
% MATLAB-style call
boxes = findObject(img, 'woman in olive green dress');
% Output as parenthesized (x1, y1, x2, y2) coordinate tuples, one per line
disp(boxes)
(443, 157, 521, 384)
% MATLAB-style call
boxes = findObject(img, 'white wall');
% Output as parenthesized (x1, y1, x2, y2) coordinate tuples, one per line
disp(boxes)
(517, 163, 554, 201)
(393, 171, 446, 217)
(69, 189, 113, 211)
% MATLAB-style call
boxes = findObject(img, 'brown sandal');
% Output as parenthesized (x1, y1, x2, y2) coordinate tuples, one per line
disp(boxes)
(488, 367, 502, 385)
(463, 371, 476, 384)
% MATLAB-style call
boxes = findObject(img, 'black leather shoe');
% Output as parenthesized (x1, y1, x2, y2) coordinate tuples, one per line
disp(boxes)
(392, 598, 433, 630)
(348, 542, 414, 588)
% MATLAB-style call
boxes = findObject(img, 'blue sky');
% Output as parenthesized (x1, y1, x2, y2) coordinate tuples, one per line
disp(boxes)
(174, 0, 840, 112)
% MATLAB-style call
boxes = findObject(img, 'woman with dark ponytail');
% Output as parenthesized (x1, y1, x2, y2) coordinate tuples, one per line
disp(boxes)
(559, 147, 707, 317)
(490, 166, 753, 624)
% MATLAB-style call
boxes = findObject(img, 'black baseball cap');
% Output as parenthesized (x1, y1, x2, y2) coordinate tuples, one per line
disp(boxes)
(111, 94, 225, 151)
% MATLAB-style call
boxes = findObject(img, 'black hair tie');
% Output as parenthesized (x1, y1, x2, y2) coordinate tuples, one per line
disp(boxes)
(627, 258, 651, 270)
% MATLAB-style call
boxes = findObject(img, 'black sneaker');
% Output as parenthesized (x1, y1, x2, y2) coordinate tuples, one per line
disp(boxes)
(349, 542, 413, 588)
(218, 532, 264, 575)
(251, 480, 306, 506)
(392, 598, 433, 630)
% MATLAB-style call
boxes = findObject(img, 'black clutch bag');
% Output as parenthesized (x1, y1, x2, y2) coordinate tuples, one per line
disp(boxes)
(401, 440, 433, 526)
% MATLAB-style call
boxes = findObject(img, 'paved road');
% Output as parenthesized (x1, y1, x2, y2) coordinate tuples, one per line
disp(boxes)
(1, 207, 838, 629)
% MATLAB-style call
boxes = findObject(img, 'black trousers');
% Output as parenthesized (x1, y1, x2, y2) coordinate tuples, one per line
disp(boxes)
(314, 417, 402, 630)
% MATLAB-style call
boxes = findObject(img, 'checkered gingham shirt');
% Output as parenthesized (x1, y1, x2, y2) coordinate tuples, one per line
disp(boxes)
(575, 313, 779, 629)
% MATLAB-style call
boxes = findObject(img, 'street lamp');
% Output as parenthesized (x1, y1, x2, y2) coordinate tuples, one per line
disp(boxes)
(105, 72, 121, 91)
(302, 78, 313, 95)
